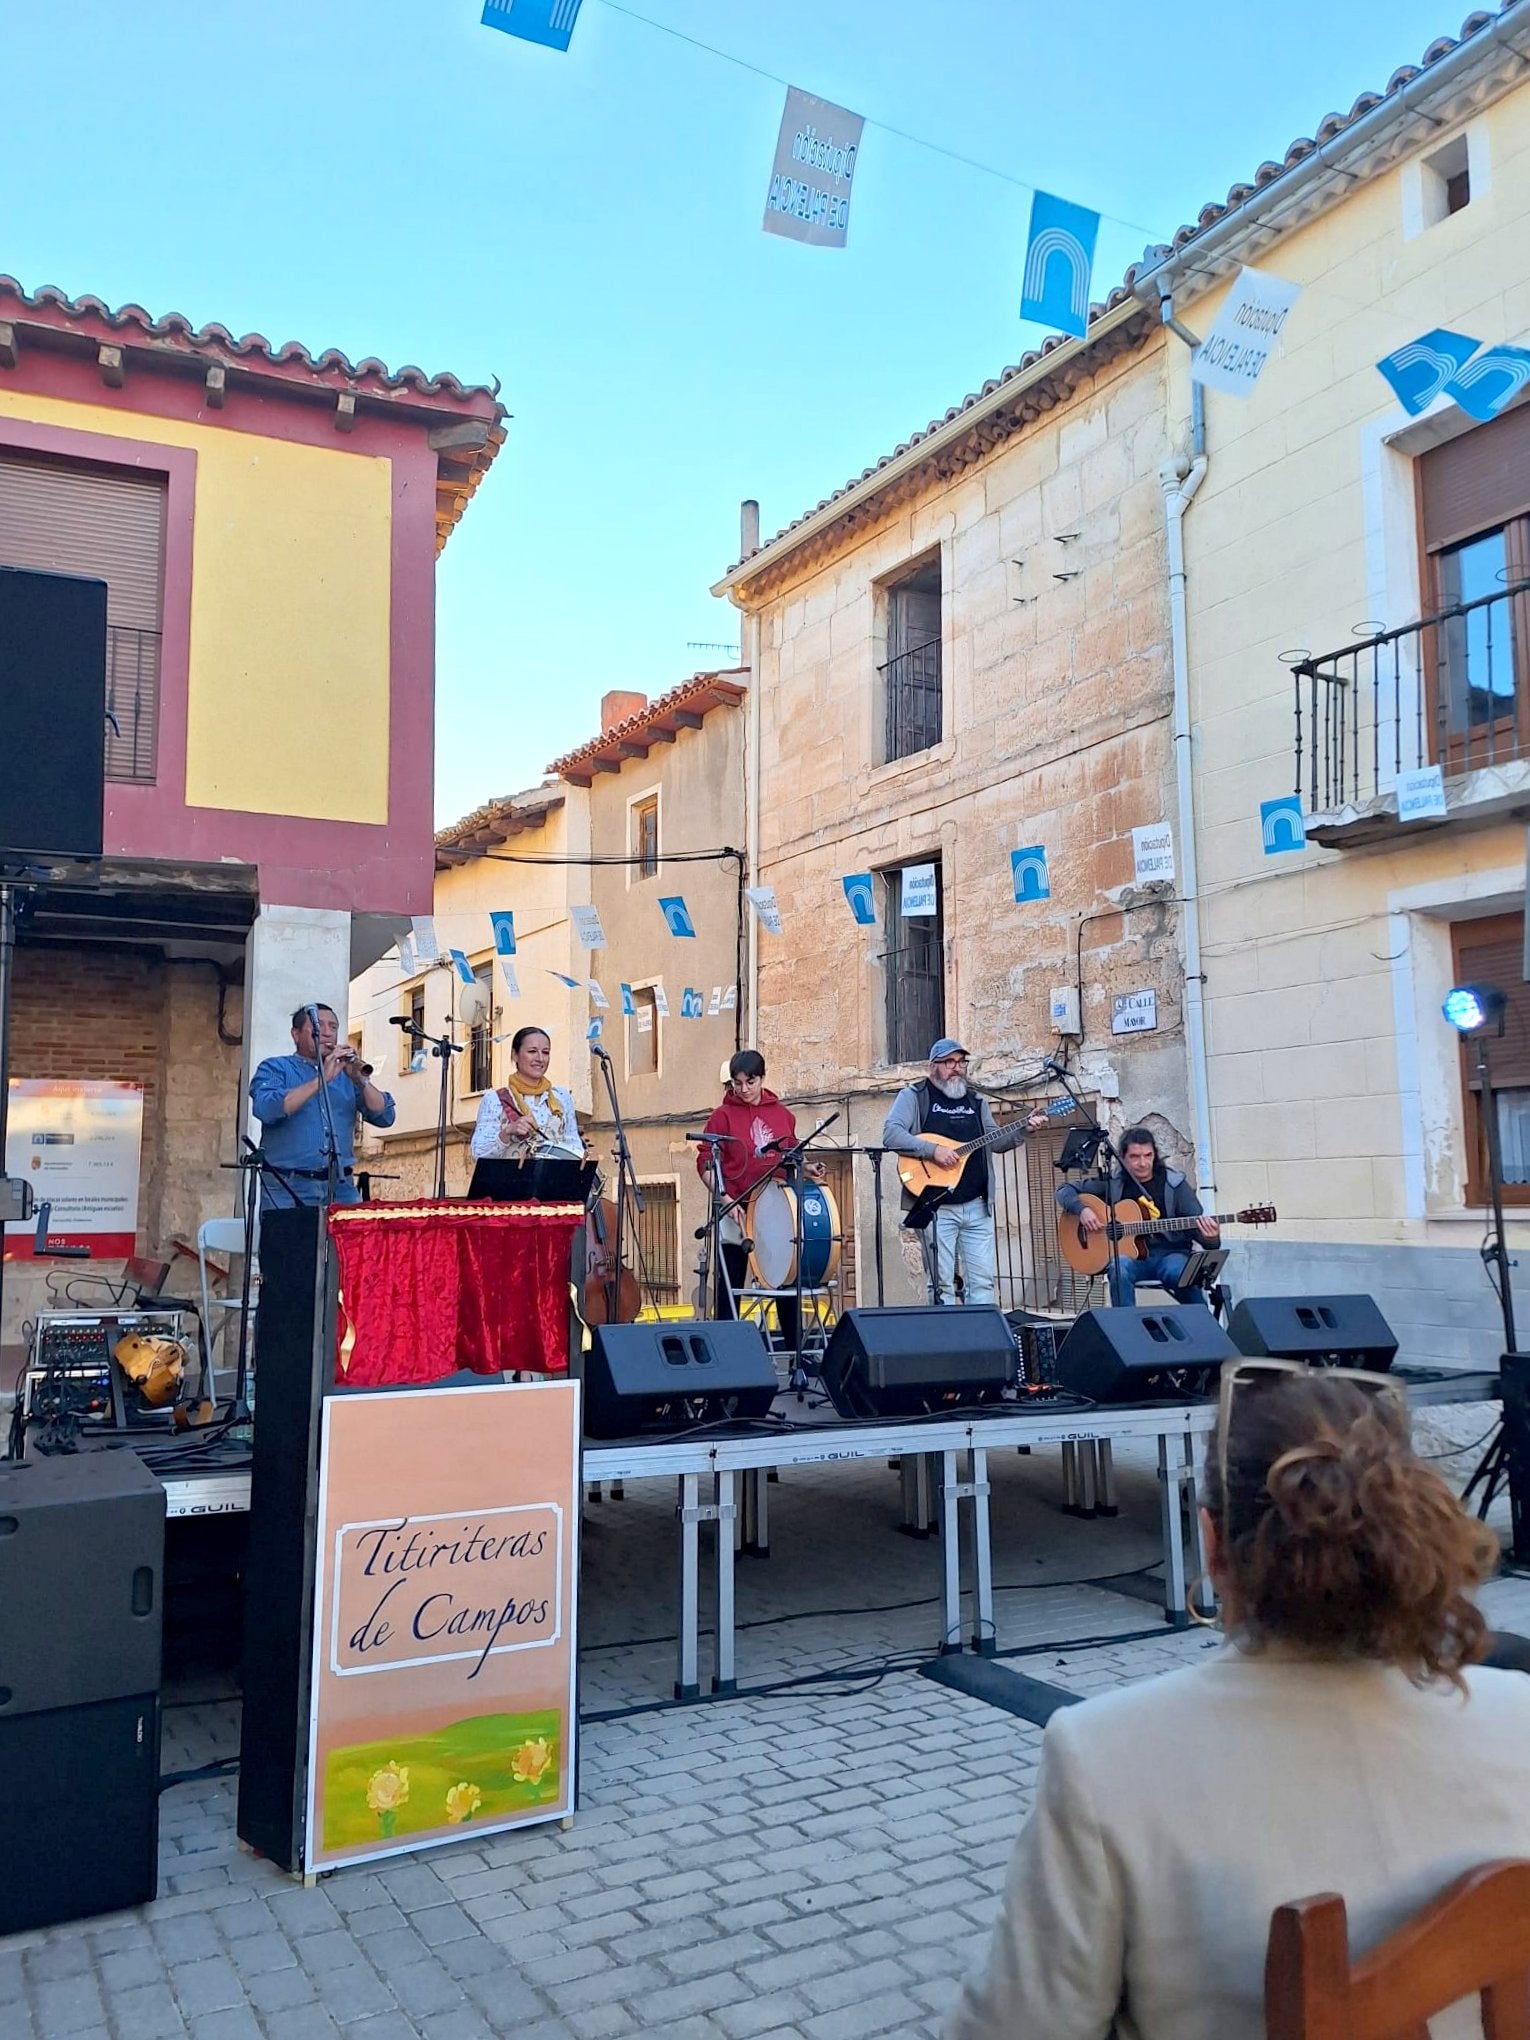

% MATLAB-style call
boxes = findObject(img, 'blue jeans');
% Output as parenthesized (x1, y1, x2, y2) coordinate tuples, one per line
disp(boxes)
(931, 1198, 997, 1306)
(1108, 1246, 1192, 1307)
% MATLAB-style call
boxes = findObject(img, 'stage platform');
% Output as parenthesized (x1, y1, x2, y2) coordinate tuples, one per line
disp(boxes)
(142, 1363, 1501, 1701)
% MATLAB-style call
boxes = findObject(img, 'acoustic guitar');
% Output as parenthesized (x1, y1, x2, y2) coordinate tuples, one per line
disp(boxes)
(1058, 1195, 1277, 1277)
(897, 1096, 1078, 1199)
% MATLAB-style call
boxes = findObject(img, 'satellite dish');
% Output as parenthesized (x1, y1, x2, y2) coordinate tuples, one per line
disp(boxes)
(458, 980, 490, 1027)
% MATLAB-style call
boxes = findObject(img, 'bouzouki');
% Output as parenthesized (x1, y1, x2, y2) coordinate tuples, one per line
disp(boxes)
(897, 1096, 1078, 1200)
(1058, 1195, 1277, 1277)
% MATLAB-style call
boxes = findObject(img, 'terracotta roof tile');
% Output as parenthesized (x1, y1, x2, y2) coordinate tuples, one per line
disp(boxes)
(547, 670, 747, 783)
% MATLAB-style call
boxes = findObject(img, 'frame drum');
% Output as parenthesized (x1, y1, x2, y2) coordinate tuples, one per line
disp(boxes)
(746, 1179, 841, 1291)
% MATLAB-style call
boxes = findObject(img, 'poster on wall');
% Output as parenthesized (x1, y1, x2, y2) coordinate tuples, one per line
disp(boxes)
(2, 1078, 143, 1260)
(304, 1380, 579, 1874)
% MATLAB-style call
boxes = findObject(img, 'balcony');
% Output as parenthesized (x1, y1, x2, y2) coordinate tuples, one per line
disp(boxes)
(882, 639, 942, 762)
(104, 624, 160, 783)
(1291, 580, 1530, 846)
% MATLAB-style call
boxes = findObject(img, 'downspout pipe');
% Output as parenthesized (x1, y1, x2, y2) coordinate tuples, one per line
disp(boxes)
(739, 500, 761, 1049)
(1161, 376, 1213, 1199)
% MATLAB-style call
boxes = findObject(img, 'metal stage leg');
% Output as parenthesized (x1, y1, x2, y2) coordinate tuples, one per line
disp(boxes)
(676, 1473, 702, 1699)
(964, 1446, 995, 1656)
(713, 1471, 737, 1697)
(938, 1450, 962, 1655)
(741, 1466, 770, 1556)
(1158, 1432, 1199, 1629)
(1094, 1440, 1118, 1518)
(900, 1452, 937, 1536)
(1061, 1440, 1095, 1517)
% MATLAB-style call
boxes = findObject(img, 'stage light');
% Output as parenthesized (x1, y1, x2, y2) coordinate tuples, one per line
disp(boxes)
(1443, 982, 1507, 1034)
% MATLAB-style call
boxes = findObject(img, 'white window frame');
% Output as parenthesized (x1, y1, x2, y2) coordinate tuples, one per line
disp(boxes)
(626, 784, 662, 888)
(624, 976, 664, 1082)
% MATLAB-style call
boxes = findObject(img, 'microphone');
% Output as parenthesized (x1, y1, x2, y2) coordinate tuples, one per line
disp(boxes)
(686, 1131, 740, 1144)
(389, 1015, 422, 1031)
(590, 1042, 611, 1061)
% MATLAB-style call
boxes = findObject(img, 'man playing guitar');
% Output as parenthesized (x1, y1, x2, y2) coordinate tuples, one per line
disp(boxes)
(1056, 1125, 1218, 1306)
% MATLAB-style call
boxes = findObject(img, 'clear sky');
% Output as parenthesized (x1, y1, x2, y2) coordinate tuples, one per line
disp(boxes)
(5, 0, 1477, 824)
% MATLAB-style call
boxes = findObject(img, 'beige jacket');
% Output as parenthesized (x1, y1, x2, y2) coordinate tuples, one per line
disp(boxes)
(946, 1645, 1530, 2040)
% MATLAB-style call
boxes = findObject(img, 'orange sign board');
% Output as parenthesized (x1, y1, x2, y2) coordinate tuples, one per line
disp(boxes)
(304, 1380, 579, 1872)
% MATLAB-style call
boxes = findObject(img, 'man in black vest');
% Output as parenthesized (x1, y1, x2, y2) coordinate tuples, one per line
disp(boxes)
(882, 1038, 1047, 1306)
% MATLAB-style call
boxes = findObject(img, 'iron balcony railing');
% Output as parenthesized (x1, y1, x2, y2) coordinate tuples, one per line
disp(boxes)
(1292, 581, 1530, 814)
(104, 624, 161, 783)
(882, 638, 942, 761)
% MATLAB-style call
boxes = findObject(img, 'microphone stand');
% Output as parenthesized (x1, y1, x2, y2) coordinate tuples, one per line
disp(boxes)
(395, 1019, 463, 1201)
(592, 1047, 642, 1322)
(1047, 1061, 1129, 1303)
(762, 1115, 839, 1391)
(689, 1135, 733, 1322)
(863, 1147, 887, 1307)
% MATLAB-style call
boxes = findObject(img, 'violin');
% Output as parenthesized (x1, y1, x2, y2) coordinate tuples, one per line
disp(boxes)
(583, 1197, 640, 1324)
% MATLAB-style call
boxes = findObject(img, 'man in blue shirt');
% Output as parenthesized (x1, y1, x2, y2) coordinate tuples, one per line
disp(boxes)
(249, 1003, 396, 1208)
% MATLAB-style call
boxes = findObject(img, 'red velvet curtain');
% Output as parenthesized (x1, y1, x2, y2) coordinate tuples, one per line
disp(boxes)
(327, 1201, 582, 1388)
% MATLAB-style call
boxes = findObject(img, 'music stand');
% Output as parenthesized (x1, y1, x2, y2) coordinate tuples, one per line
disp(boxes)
(1055, 1127, 1106, 1174)
(468, 1157, 598, 1204)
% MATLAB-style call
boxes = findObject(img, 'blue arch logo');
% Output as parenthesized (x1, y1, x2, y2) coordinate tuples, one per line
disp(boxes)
(1010, 847, 1051, 902)
(1020, 193, 1099, 339)
(1260, 796, 1307, 855)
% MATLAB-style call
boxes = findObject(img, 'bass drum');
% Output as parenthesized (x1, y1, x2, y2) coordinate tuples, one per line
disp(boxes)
(746, 1180, 841, 1292)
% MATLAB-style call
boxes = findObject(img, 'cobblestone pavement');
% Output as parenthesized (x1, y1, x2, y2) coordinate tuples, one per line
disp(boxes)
(3, 1404, 1525, 2040)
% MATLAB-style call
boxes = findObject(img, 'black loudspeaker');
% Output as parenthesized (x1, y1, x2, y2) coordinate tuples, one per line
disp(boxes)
(237, 1205, 332, 1871)
(1055, 1307, 1238, 1403)
(583, 1321, 779, 1439)
(0, 564, 107, 860)
(819, 1307, 1016, 1420)
(0, 1449, 164, 1931)
(1228, 1294, 1399, 1370)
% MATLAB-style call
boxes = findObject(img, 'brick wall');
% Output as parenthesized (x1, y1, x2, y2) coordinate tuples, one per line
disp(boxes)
(3, 944, 243, 1342)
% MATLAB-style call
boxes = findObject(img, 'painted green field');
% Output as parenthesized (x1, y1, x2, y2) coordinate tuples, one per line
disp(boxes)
(322, 1709, 563, 1849)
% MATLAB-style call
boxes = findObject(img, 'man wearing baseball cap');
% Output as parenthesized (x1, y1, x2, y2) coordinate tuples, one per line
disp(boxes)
(882, 1038, 1047, 1306)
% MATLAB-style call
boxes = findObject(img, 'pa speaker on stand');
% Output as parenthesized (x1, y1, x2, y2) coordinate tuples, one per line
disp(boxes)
(583, 1321, 778, 1438)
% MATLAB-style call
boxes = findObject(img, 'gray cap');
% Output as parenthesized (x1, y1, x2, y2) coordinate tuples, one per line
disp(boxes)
(928, 1037, 968, 1060)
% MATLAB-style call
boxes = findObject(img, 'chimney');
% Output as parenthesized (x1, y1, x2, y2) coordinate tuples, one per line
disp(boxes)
(600, 689, 646, 733)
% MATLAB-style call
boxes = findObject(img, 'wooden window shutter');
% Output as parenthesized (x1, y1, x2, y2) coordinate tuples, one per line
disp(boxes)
(0, 451, 167, 780)
(1452, 913, 1530, 1090)
(1419, 404, 1530, 554)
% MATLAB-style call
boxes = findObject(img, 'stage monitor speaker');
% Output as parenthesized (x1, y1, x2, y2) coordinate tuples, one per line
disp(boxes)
(1054, 1307, 1238, 1404)
(1228, 1294, 1399, 1371)
(819, 1307, 1016, 1420)
(0, 1691, 159, 1933)
(0, 564, 107, 861)
(583, 1321, 778, 1438)
(0, 1447, 164, 1715)
(237, 1203, 333, 1872)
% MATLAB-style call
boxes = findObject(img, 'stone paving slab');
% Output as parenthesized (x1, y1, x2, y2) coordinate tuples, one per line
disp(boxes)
(2, 1410, 1523, 2040)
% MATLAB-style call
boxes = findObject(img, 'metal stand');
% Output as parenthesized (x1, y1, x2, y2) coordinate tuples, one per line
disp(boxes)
(591, 1046, 642, 1322)
(1051, 1064, 1133, 1302)
(1460, 1029, 1530, 1556)
(865, 1146, 887, 1306)
(394, 1017, 462, 1200)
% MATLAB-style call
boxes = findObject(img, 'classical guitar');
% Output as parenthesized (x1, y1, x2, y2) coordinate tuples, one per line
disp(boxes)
(897, 1096, 1078, 1199)
(1058, 1195, 1277, 1277)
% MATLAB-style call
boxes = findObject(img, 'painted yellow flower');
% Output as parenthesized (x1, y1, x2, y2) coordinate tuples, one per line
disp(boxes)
(510, 1737, 552, 1785)
(445, 1781, 482, 1824)
(365, 1762, 410, 1815)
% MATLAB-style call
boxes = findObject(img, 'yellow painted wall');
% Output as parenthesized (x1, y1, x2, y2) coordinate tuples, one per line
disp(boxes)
(0, 390, 392, 823)
(1180, 75, 1530, 1244)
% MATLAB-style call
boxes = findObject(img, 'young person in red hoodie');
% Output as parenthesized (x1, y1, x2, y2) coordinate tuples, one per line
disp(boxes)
(696, 1049, 826, 1346)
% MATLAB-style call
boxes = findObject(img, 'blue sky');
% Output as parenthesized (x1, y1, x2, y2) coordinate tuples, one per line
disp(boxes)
(5, 0, 1475, 823)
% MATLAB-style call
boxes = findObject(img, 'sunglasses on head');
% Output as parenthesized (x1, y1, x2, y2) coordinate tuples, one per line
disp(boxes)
(1213, 1357, 1406, 1533)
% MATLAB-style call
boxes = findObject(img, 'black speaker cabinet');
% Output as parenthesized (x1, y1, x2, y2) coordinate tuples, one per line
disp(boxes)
(1228, 1294, 1398, 1370)
(0, 563, 107, 861)
(1055, 1307, 1238, 1403)
(0, 1447, 164, 1714)
(0, 1691, 160, 1933)
(583, 1321, 778, 1438)
(819, 1306, 1016, 1420)
(237, 1204, 333, 1871)
(0, 1450, 163, 1931)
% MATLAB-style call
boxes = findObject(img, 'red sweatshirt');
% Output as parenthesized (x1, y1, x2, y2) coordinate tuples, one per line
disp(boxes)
(695, 1087, 799, 1204)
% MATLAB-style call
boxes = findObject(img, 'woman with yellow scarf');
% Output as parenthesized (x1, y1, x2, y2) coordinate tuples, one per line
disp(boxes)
(469, 1026, 585, 1161)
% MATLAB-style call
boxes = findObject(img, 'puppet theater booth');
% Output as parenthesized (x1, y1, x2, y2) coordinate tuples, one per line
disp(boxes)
(236, 1201, 583, 1876)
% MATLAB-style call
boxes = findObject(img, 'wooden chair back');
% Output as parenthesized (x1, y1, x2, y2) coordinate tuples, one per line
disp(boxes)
(1266, 1859, 1530, 2039)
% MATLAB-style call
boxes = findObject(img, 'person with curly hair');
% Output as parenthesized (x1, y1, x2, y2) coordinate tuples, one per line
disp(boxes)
(946, 1366, 1530, 2040)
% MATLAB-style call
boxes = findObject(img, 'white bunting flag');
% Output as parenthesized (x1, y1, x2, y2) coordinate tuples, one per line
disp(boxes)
(410, 915, 439, 962)
(707, 986, 722, 1016)
(395, 935, 417, 977)
(588, 979, 609, 1010)
(570, 904, 606, 949)
(653, 984, 670, 1018)
(498, 957, 521, 998)
(745, 886, 783, 934)
(721, 985, 737, 1010)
